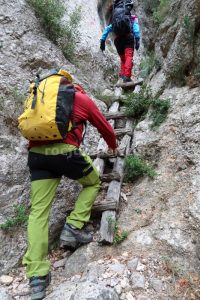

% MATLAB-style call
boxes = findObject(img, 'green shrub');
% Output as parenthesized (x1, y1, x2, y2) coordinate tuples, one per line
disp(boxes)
(27, 0, 65, 42)
(139, 51, 161, 78)
(27, 0, 81, 61)
(169, 63, 186, 85)
(183, 15, 195, 43)
(107, 216, 128, 245)
(124, 154, 157, 182)
(193, 72, 200, 80)
(139, 52, 155, 78)
(191, 53, 200, 84)
(150, 97, 170, 128)
(113, 227, 128, 245)
(61, 6, 82, 61)
(123, 85, 152, 120)
(143, 0, 160, 14)
(123, 85, 170, 128)
(167, 44, 187, 85)
(0, 205, 28, 231)
(153, 0, 171, 25)
(134, 208, 142, 214)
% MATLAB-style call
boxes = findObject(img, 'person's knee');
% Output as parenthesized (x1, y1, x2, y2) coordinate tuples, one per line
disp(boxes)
(29, 205, 50, 220)
(79, 166, 101, 186)
(89, 172, 101, 189)
(94, 176, 101, 190)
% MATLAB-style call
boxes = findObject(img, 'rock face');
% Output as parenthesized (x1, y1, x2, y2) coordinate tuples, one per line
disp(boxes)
(45, 281, 119, 300)
(147, 0, 200, 93)
(120, 86, 200, 271)
(0, 288, 13, 300)
(1, 0, 200, 299)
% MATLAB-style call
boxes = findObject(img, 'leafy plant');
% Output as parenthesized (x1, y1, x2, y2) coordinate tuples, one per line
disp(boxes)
(27, 0, 81, 61)
(169, 62, 186, 85)
(150, 97, 170, 128)
(153, 0, 171, 25)
(167, 44, 187, 85)
(193, 72, 200, 80)
(27, 0, 65, 42)
(183, 15, 195, 44)
(143, 0, 160, 14)
(140, 51, 162, 78)
(134, 208, 142, 214)
(113, 226, 128, 245)
(107, 216, 128, 245)
(124, 154, 157, 182)
(122, 85, 170, 128)
(139, 54, 153, 78)
(0, 205, 28, 231)
(123, 85, 152, 120)
(61, 6, 82, 61)
(191, 53, 200, 85)
(107, 215, 115, 233)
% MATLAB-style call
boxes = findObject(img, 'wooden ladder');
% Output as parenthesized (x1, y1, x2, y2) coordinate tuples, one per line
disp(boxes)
(92, 100, 135, 244)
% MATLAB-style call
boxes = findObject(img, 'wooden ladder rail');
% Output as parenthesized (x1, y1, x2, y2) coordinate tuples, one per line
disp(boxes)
(93, 101, 134, 244)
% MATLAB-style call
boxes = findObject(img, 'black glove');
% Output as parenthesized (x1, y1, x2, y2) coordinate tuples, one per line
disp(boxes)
(135, 38, 140, 50)
(100, 40, 105, 52)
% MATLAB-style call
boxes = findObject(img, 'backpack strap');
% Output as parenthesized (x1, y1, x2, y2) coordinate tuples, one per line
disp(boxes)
(81, 121, 87, 145)
(37, 68, 59, 81)
(31, 75, 40, 109)
(70, 83, 88, 144)
(31, 69, 62, 110)
(69, 120, 87, 146)
(57, 83, 75, 138)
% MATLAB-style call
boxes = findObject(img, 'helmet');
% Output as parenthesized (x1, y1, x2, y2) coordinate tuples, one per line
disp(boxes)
(113, 0, 123, 7)
(125, 0, 133, 9)
(125, 0, 133, 5)
(113, 0, 133, 10)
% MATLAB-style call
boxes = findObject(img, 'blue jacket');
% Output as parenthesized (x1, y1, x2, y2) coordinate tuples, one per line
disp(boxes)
(101, 15, 140, 41)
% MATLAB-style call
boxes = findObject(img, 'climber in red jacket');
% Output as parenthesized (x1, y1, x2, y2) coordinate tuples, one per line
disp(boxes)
(22, 80, 117, 300)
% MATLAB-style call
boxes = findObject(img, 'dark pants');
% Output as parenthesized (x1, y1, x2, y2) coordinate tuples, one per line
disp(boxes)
(28, 150, 93, 181)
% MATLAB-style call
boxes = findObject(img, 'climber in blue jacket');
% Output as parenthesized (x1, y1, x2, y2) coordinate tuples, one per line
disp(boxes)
(100, 0, 141, 83)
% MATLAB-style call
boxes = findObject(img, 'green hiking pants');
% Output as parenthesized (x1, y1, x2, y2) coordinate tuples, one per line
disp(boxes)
(23, 144, 100, 278)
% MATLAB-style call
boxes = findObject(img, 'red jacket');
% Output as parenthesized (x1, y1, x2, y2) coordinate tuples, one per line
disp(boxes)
(29, 85, 117, 150)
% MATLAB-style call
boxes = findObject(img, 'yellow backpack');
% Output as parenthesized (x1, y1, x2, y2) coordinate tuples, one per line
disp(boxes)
(18, 69, 75, 141)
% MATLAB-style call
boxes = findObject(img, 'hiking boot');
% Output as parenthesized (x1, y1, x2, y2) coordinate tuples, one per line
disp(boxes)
(60, 223, 93, 244)
(30, 272, 51, 300)
(60, 224, 78, 248)
(116, 77, 124, 85)
(123, 76, 132, 83)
